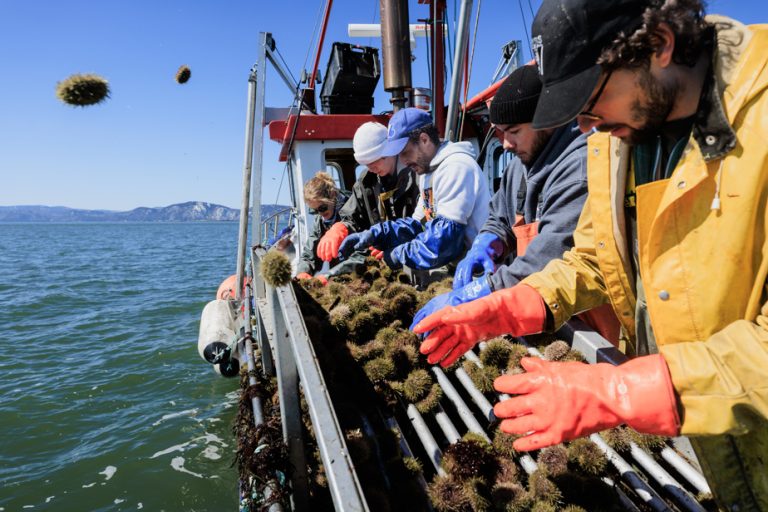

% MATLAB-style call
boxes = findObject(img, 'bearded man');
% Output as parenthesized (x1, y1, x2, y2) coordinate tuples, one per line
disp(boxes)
(414, 0, 768, 508)
(413, 65, 617, 342)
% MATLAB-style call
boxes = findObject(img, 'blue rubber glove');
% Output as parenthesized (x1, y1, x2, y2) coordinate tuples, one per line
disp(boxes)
(338, 230, 374, 260)
(453, 232, 504, 290)
(410, 277, 491, 330)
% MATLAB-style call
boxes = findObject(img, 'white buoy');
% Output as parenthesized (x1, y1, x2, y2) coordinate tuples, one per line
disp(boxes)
(198, 299, 241, 377)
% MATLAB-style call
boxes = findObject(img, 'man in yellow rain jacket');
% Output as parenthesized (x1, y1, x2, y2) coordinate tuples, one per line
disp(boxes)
(414, 0, 768, 508)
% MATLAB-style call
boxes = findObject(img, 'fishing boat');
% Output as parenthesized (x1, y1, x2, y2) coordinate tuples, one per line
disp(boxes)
(196, 1, 715, 510)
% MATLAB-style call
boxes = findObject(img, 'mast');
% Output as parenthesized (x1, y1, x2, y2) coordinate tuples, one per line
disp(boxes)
(430, 0, 447, 135)
(445, 0, 472, 141)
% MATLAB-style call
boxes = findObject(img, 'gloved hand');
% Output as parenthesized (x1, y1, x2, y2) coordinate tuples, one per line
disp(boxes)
(413, 284, 546, 367)
(410, 278, 491, 330)
(338, 229, 375, 260)
(317, 222, 349, 261)
(494, 355, 681, 451)
(296, 272, 328, 286)
(453, 232, 504, 290)
(369, 247, 384, 260)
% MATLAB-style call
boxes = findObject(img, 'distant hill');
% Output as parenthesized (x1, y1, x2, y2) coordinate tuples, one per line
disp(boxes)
(0, 202, 291, 222)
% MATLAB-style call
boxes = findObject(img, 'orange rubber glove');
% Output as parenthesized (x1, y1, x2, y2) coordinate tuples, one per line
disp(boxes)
(413, 284, 546, 368)
(317, 223, 349, 262)
(494, 355, 681, 451)
(369, 246, 384, 260)
(315, 275, 329, 286)
(296, 272, 313, 280)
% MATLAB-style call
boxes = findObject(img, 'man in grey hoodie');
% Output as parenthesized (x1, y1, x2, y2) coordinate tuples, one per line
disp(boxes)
(412, 65, 599, 330)
(339, 108, 490, 271)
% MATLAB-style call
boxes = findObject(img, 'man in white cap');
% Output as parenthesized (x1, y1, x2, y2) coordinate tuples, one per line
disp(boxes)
(338, 108, 491, 276)
(316, 121, 419, 263)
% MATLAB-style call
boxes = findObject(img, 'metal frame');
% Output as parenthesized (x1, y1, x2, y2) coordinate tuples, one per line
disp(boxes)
(252, 248, 369, 512)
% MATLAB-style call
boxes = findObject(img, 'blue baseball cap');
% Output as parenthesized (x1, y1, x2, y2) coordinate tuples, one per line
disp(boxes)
(381, 108, 433, 157)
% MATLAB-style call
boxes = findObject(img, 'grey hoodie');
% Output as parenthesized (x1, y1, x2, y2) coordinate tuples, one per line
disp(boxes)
(483, 122, 589, 291)
(414, 141, 491, 247)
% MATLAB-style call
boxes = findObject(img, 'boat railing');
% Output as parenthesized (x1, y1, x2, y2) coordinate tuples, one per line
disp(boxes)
(260, 206, 295, 246)
(250, 246, 370, 512)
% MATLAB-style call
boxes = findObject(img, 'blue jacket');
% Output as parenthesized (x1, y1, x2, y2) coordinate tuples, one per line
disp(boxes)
(483, 123, 589, 290)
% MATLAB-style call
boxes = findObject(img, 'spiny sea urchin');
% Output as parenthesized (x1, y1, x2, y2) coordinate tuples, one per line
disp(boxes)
(537, 445, 569, 477)
(441, 439, 498, 482)
(463, 360, 498, 393)
(427, 475, 472, 512)
(363, 356, 396, 383)
(480, 338, 513, 368)
(261, 250, 292, 287)
(415, 383, 442, 414)
(175, 65, 191, 84)
(402, 368, 433, 402)
(527, 470, 562, 505)
(543, 340, 570, 361)
(566, 438, 608, 476)
(56, 73, 110, 106)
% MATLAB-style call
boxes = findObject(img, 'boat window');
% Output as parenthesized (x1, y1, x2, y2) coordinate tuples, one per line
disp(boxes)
(323, 148, 358, 192)
(326, 163, 344, 190)
(494, 146, 512, 180)
(484, 138, 511, 192)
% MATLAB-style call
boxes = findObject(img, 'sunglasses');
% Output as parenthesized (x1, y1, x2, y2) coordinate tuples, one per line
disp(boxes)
(308, 203, 330, 215)
(579, 69, 614, 121)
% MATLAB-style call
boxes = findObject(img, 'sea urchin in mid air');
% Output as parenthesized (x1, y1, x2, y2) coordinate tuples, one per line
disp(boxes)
(56, 73, 110, 106)
(176, 65, 191, 84)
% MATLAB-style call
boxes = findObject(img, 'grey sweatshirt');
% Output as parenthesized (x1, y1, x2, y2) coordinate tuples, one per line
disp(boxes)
(483, 122, 589, 291)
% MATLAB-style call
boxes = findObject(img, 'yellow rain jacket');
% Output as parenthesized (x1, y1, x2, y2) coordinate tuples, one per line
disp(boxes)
(523, 17, 768, 510)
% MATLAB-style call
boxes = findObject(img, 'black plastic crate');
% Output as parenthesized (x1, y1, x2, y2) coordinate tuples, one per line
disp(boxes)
(320, 94, 375, 115)
(320, 42, 380, 99)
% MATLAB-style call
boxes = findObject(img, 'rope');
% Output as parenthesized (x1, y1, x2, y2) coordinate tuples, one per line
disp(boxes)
(302, 1, 326, 81)
(518, 0, 532, 61)
(459, 0, 482, 141)
(274, 46, 298, 86)
(526, 0, 536, 19)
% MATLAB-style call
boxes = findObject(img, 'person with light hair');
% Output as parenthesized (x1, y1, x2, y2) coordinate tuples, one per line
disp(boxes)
(316, 122, 419, 263)
(295, 171, 354, 284)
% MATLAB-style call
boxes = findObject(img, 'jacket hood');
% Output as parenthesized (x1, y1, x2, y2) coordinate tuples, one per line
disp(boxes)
(708, 15, 768, 117)
(526, 122, 586, 180)
(429, 141, 478, 170)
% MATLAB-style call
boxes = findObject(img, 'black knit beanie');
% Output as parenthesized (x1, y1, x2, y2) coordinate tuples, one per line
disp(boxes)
(489, 64, 542, 125)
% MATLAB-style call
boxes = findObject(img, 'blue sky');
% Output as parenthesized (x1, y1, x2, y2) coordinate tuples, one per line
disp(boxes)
(0, 0, 762, 210)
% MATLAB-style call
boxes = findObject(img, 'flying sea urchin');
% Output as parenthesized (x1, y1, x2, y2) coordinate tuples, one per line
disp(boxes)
(176, 65, 191, 84)
(260, 250, 292, 287)
(55, 73, 110, 106)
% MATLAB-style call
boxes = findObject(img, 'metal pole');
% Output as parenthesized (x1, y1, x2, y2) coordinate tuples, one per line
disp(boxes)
(432, 0, 446, 136)
(235, 67, 258, 301)
(250, 33, 269, 253)
(444, 0, 472, 141)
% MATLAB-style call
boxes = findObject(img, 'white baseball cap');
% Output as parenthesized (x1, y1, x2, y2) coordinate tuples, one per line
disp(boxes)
(353, 122, 388, 165)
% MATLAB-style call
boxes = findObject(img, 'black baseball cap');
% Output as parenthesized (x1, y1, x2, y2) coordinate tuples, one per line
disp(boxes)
(531, 0, 650, 129)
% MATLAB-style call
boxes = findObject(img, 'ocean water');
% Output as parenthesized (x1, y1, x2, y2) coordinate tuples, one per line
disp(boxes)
(0, 222, 245, 511)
